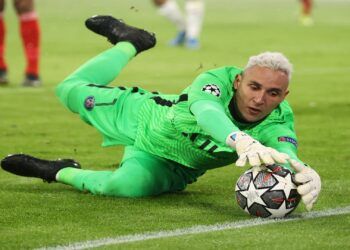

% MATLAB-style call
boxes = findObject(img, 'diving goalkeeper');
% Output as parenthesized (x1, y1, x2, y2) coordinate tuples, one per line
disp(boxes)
(1, 15, 321, 211)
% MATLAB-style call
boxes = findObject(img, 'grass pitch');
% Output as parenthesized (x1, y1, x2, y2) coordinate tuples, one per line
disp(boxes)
(0, 0, 350, 249)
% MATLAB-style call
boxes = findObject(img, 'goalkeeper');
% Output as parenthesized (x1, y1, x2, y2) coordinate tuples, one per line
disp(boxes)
(1, 16, 321, 211)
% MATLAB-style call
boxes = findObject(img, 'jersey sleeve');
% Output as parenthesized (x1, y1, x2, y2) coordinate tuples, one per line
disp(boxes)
(187, 68, 241, 144)
(258, 123, 305, 171)
(187, 68, 234, 107)
(191, 99, 240, 143)
(259, 124, 298, 158)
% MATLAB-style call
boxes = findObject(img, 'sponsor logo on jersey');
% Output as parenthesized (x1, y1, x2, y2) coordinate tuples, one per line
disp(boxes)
(201, 84, 221, 97)
(278, 136, 298, 148)
(84, 96, 95, 111)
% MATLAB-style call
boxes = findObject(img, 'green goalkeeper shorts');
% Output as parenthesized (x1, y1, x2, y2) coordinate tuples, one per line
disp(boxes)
(60, 80, 154, 146)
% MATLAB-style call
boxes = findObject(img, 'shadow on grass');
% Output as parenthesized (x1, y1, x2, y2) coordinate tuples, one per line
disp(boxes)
(2, 179, 242, 218)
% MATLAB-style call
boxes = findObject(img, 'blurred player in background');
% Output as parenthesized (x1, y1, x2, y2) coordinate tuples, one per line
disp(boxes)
(0, 0, 41, 87)
(300, 0, 313, 26)
(1, 15, 321, 211)
(153, 0, 204, 49)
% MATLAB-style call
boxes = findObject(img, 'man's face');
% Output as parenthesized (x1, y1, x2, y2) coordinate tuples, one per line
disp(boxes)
(234, 65, 290, 122)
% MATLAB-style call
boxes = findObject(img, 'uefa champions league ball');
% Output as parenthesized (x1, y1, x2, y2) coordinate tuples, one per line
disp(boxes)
(235, 164, 301, 218)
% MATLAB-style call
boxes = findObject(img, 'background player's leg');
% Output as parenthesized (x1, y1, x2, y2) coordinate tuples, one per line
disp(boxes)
(154, 0, 186, 46)
(55, 42, 136, 113)
(185, 0, 204, 49)
(300, 0, 313, 26)
(0, 0, 7, 85)
(57, 146, 189, 197)
(14, 0, 41, 86)
(301, 0, 312, 16)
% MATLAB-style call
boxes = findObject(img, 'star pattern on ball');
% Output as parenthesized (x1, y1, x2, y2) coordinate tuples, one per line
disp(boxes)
(266, 201, 294, 218)
(270, 173, 296, 198)
(240, 181, 269, 208)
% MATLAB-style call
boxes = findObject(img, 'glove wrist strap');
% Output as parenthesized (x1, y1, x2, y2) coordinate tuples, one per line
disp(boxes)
(226, 131, 249, 148)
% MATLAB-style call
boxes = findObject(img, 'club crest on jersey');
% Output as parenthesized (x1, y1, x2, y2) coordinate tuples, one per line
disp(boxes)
(84, 96, 95, 111)
(278, 136, 298, 148)
(202, 84, 221, 97)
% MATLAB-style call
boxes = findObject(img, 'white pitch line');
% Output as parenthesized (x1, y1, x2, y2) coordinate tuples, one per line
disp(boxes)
(38, 205, 350, 250)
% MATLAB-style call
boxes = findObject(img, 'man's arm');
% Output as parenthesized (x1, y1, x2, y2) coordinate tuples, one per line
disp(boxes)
(188, 68, 288, 166)
(258, 124, 300, 168)
(191, 100, 238, 143)
(187, 68, 290, 167)
(190, 98, 289, 167)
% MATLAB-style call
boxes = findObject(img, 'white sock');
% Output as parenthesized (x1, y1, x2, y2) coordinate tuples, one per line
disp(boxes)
(185, 0, 205, 40)
(158, 0, 186, 31)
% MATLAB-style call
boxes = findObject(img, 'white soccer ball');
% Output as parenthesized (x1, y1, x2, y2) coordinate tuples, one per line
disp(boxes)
(235, 164, 301, 218)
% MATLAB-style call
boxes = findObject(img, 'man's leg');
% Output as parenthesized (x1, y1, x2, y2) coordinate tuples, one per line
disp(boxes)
(14, 0, 41, 86)
(300, 0, 313, 26)
(0, 0, 7, 85)
(1, 148, 205, 197)
(57, 146, 191, 197)
(55, 17, 157, 147)
(184, 0, 204, 49)
(301, 0, 312, 16)
(56, 15, 156, 113)
(56, 42, 136, 113)
(153, 0, 186, 46)
(1, 154, 81, 183)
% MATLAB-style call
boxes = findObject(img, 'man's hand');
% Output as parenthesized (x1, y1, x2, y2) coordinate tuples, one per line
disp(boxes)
(289, 159, 321, 211)
(226, 131, 290, 167)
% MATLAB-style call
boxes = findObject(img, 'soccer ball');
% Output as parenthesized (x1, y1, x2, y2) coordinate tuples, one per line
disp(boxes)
(235, 164, 301, 218)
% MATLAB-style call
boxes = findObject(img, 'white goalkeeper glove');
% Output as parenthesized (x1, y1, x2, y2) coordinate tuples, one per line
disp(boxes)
(289, 159, 321, 211)
(226, 131, 290, 167)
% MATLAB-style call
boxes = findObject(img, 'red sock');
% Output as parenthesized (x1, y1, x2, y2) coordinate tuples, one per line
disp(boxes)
(19, 11, 40, 77)
(0, 14, 6, 71)
(301, 0, 312, 15)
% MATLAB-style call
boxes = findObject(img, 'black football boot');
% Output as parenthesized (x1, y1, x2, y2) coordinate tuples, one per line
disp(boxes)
(1, 154, 81, 183)
(85, 15, 156, 54)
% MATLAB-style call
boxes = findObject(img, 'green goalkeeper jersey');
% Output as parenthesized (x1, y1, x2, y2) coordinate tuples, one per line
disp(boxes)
(133, 66, 298, 170)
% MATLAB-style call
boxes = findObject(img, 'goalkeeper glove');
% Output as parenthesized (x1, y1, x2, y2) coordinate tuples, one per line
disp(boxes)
(289, 159, 321, 211)
(226, 131, 290, 167)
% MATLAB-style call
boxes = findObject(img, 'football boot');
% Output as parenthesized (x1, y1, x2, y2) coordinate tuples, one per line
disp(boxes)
(1, 154, 81, 183)
(85, 15, 156, 54)
(22, 73, 41, 87)
(0, 69, 8, 86)
(185, 38, 200, 50)
(169, 31, 186, 46)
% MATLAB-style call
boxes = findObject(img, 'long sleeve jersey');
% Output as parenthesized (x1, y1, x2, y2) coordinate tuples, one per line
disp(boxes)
(132, 66, 299, 170)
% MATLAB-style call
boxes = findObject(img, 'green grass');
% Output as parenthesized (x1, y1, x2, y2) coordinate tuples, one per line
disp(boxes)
(0, 0, 350, 248)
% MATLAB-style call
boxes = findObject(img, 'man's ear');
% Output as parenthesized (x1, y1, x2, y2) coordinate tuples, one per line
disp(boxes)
(284, 90, 290, 99)
(234, 74, 242, 90)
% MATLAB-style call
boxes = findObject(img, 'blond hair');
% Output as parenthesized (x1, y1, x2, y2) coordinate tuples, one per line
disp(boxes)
(245, 52, 293, 81)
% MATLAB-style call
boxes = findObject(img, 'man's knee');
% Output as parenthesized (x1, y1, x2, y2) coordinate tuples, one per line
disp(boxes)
(56, 79, 69, 101)
(55, 77, 82, 113)
(55, 80, 71, 109)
